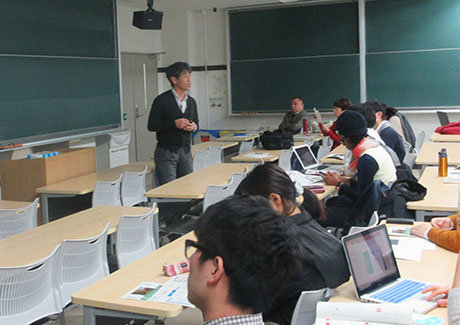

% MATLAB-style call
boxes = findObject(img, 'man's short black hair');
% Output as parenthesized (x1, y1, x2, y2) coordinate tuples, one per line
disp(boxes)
(194, 195, 305, 313)
(349, 102, 376, 128)
(166, 62, 191, 87)
(291, 96, 304, 103)
(333, 98, 351, 110)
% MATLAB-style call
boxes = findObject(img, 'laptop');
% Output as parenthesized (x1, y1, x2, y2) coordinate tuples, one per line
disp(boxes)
(342, 225, 441, 314)
(291, 143, 340, 174)
(437, 111, 450, 126)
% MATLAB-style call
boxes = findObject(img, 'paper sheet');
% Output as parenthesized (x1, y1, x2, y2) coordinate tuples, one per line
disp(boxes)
(245, 152, 271, 158)
(390, 236, 436, 250)
(392, 245, 421, 261)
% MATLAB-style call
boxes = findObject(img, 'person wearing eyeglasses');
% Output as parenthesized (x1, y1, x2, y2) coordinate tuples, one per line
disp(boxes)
(185, 195, 307, 325)
(234, 164, 350, 325)
(321, 110, 396, 228)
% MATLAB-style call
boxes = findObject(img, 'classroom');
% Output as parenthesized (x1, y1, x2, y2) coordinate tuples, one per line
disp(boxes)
(1, 0, 460, 324)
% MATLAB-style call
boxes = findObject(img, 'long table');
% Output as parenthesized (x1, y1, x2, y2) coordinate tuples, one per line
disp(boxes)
(430, 132, 460, 142)
(231, 142, 304, 163)
(406, 166, 457, 221)
(0, 205, 152, 267)
(320, 144, 346, 164)
(416, 142, 460, 169)
(0, 200, 34, 210)
(36, 162, 155, 223)
(190, 141, 238, 156)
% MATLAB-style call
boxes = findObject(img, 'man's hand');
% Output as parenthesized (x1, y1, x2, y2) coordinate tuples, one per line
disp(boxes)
(175, 118, 190, 130)
(431, 217, 453, 230)
(422, 285, 450, 307)
(410, 224, 432, 238)
(322, 171, 342, 186)
(183, 121, 197, 132)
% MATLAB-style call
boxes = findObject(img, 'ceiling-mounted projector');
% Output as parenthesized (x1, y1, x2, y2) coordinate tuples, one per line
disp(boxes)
(133, 0, 163, 30)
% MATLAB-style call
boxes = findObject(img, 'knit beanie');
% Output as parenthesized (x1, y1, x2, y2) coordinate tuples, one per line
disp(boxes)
(335, 110, 368, 137)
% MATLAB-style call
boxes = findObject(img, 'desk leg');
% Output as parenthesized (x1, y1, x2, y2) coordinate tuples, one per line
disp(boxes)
(41, 193, 50, 224)
(83, 306, 160, 325)
(415, 210, 425, 222)
(83, 306, 97, 325)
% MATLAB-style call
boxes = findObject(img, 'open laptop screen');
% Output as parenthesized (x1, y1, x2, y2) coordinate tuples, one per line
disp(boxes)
(292, 144, 317, 170)
(342, 225, 400, 297)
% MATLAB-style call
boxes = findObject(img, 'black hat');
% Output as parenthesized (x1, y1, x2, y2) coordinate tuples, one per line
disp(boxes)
(336, 110, 368, 137)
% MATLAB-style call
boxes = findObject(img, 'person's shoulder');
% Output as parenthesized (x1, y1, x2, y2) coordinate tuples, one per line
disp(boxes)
(299, 110, 309, 116)
(155, 90, 174, 100)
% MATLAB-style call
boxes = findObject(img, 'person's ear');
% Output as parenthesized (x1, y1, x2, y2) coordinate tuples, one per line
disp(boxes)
(171, 76, 178, 85)
(268, 193, 284, 213)
(207, 256, 225, 285)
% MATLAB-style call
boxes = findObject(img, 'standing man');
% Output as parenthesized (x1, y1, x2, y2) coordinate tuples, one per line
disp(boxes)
(148, 62, 199, 185)
(278, 97, 309, 134)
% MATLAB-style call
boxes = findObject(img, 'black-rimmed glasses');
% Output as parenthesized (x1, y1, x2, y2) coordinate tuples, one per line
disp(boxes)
(185, 239, 207, 260)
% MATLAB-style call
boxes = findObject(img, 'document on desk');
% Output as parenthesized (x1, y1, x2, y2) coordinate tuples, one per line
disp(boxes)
(245, 152, 271, 158)
(122, 274, 195, 308)
(443, 169, 460, 184)
(315, 302, 413, 324)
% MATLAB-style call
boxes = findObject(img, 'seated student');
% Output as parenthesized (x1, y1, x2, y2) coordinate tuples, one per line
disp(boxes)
(372, 101, 406, 163)
(411, 215, 460, 252)
(235, 164, 350, 325)
(318, 98, 351, 148)
(278, 97, 309, 134)
(187, 195, 307, 325)
(321, 110, 397, 228)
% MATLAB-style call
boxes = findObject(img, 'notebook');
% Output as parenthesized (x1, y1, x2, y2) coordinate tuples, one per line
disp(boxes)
(292, 143, 340, 174)
(341, 225, 441, 314)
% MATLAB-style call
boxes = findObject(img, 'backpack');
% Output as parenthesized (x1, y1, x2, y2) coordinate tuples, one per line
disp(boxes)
(260, 130, 293, 150)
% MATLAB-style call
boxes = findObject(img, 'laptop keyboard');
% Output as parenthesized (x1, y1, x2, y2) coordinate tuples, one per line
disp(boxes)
(370, 279, 429, 303)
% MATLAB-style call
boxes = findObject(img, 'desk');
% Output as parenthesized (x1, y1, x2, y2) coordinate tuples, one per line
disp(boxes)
(73, 232, 195, 324)
(416, 142, 460, 169)
(320, 144, 346, 164)
(191, 141, 238, 156)
(218, 133, 259, 142)
(430, 132, 460, 142)
(0, 206, 152, 267)
(331, 222, 455, 320)
(406, 166, 457, 221)
(0, 200, 34, 210)
(145, 163, 252, 203)
(231, 142, 304, 163)
(293, 133, 325, 142)
(36, 162, 155, 223)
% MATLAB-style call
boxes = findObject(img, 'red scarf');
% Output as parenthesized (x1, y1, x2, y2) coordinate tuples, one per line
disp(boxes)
(349, 138, 379, 172)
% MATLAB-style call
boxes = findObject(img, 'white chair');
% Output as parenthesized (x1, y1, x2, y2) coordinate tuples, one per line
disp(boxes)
(403, 140, 412, 154)
(278, 149, 292, 171)
(316, 145, 332, 161)
(92, 176, 122, 207)
(121, 166, 148, 206)
(207, 146, 223, 165)
(414, 131, 426, 154)
(55, 223, 110, 307)
(116, 206, 157, 268)
(238, 140, 254, 155)
(0, 197, 39, 239)
(348, 211, 380, 235)
(193, 150, 208, 171)
(203, 181, 234, 212)
(227, 172, 247, 195)
(291, 288, 330, 325)
(0, 246, 62, 324)
(403, 152, 417, 169)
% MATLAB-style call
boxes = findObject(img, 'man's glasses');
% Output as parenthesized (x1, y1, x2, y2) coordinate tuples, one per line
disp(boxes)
(185, 239, 209, 260)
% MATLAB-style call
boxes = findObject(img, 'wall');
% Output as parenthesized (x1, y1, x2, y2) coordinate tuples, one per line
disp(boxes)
(156, 5, 460, 136)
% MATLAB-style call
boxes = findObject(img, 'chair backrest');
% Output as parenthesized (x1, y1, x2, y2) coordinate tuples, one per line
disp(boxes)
(55, 223, 110, 307)
(348, 211, 380, 235)
(0, 198, 39, 239)
(322, 136, 333, 147)
(203, 181, 234, 212)
(116, 206, 157, 268)
(193, 150, 208, 172)
(414, 131, 425, 153)
(402, 140, 412, 154)
(316, 145, 332, 161)
(238, 140, 254, 155)
(92, 176, 122, 207)
(403, 152, 417, 169)
(0, 245, 61, 324)
(278, 149, 292, 171)
(121, 166, 148, 207)
(227, 172, 247, 195)
(291, 288, 329, 325)
(207, 146, 223, 165)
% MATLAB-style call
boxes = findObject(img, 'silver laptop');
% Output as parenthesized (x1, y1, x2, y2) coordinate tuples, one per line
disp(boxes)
(342, 225, 441, 314)
(292, 143, 340, 174)
(437, 111, 450, 126)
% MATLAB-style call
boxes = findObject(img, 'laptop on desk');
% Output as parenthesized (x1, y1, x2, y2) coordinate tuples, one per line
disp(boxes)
(292, 143, 340, 174)
(342, 225, 441, 314)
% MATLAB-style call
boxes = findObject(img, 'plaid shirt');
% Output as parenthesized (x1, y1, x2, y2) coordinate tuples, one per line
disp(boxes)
(204, 313, 264, 325)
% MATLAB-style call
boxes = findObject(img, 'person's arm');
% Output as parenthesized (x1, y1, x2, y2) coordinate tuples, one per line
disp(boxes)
(340, 155, 378, 200)
(449, 253, 460, 323)
(183, 99, 199, 132)
(327, 123, 341, 146)
(147, 96, 177, 132)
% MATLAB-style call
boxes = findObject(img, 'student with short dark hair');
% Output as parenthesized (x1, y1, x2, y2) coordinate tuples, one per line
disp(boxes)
(235, 164, 350, 325)
(278, 97, 309, 134)
(318, 98, 351, 148)
(187, 195, 307, 325)
(148, 61, 199, 185)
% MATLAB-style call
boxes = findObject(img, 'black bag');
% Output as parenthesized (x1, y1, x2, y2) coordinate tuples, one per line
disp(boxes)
(260, 130, 293, 150)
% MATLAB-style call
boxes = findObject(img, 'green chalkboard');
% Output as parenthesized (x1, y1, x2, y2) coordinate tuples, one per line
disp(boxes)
(367, 50, 460, 107)
(366, 0, 460, 52)
(0, 0, 120, 146)
(229, 3, 359, 112)
(231, 56, 361, 112)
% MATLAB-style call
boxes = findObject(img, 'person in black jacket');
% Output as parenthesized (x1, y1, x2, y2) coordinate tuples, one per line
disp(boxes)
(235, 164, 350, 325)
(148, 62, 199, 185)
